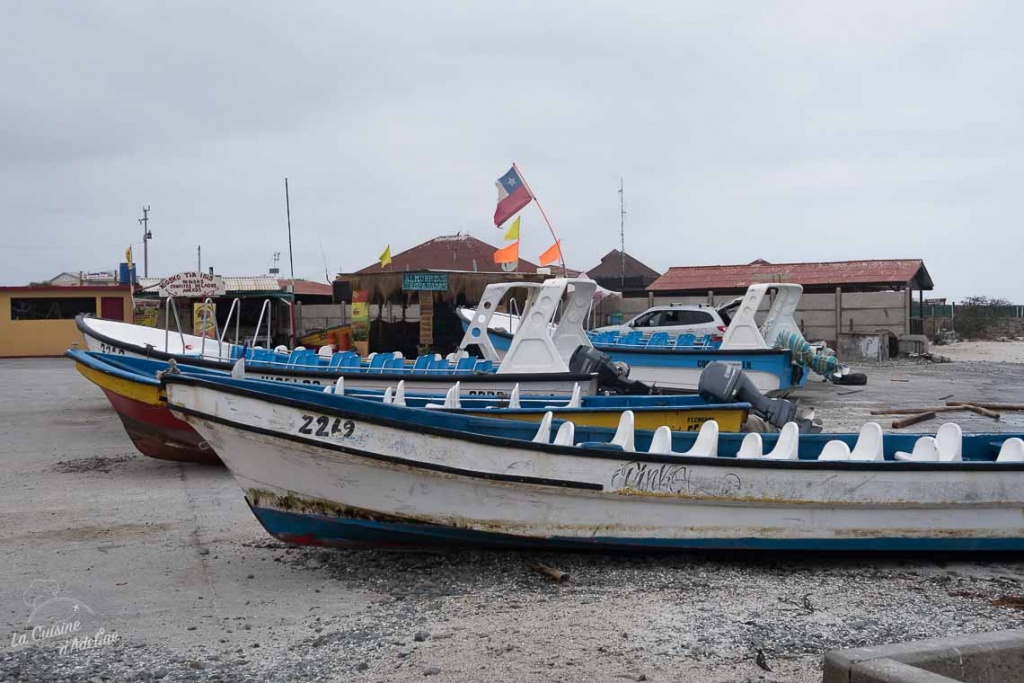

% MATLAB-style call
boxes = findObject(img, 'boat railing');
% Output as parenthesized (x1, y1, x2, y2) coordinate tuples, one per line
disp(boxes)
(219, 297, 242, 350)
(163, 297, 187, 355)
(253, 299, 273, 349)
(198, 297, 223, 360)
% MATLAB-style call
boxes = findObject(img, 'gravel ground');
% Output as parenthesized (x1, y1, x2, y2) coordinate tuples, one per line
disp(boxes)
(3, 357, 1024, 683)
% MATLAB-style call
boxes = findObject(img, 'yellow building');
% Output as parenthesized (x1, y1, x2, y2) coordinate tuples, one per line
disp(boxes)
(0, 286, 134, 357)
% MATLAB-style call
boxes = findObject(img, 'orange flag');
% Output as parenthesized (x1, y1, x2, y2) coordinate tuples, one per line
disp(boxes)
(538, 240, 562, 267)
(494, 240, 519, 264)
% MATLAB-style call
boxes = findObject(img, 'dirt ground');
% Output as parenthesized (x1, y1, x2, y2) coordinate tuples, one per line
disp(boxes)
(2, 356, 1024, 683)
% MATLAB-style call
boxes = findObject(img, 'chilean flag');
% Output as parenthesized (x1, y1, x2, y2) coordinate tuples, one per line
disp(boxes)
(493, 166, 533, 227)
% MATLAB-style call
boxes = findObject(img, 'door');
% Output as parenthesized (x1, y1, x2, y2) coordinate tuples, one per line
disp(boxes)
(100, 297, 125, 321)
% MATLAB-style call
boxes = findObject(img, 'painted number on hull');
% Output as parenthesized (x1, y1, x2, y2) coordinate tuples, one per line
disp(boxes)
(98, 343, 126, 355)
(297, 415, 355, 438)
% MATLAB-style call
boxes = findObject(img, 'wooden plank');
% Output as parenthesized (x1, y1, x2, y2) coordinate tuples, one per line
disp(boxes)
(892, 411, 937, 429)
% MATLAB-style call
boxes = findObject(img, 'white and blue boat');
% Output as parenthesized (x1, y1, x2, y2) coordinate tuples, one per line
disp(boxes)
(163, 370, 1024, 552)
(459, 280, 817, 394)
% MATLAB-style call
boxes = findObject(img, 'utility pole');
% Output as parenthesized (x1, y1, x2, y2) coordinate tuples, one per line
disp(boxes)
(139, 205, 152, 278)
(197, 245, 201, 273)
(619, 178, 626, 288)
(285, 178, 297, 347)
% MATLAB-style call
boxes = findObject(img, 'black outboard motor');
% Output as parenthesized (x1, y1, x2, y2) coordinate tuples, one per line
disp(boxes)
(569, 345, 652, 395)
(698, 361, 815, 431)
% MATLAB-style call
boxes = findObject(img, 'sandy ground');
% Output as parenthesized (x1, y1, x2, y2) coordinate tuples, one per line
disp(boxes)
(931, 340, 1024, 364)
(2, 357, 1024, 683)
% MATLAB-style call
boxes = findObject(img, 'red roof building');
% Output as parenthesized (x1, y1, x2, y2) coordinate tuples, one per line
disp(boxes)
(648, 259, 933, 295)
(356, 233, 541, 274)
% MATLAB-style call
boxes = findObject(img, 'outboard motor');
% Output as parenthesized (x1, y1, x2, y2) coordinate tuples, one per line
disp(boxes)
(698, 361, 817, 432)
(569, 346, 652, 395)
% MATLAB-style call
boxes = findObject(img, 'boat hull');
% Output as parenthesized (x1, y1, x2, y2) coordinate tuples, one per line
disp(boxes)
(165, 377, 1024, 552)
(72, 356, 219, 465)
(460, 406, 746, 432)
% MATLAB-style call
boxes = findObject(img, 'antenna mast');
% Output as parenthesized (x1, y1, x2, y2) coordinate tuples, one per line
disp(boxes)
(619, 178, 626, 287)
(138, 205, 151, 278)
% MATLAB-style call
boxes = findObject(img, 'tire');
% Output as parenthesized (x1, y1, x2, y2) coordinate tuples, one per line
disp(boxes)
(834, 372, 867, 386)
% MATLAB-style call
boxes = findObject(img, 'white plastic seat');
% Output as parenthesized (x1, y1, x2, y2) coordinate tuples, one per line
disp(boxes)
(610, 411, 636, 452)
(382, 387, 394, 404)
(817, 440, 851, 461)
(850, 422, 885, 461)
(532, 412, 554, 444)
(936, 423, 963, 462)
(765, 422, 800, 460)
(333, 376, 345, 396)
(318, 345, 333, 360)
(508, 384, 521, 409)
(553, 421, 576, 446)
(681, 420, 718, 457)
(894, 436, 939, 462)
(648, 426, 674, 454)
(567, 383, 582, 409)
(424, 382, 462, 410)
(997, 438, 1024, 462)
(274, 344, 288, 354)
(736, 432, 764, 459)
(230, 357, 246, 380)
(393, 380, 406, 407)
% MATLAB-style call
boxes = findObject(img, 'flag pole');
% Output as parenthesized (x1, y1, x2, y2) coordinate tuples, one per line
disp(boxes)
(513, 163, 567, 276)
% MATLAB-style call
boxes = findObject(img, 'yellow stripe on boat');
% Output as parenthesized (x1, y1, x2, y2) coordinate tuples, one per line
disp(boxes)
(462, 408, 747, 433)
(74, 361, 165, 406)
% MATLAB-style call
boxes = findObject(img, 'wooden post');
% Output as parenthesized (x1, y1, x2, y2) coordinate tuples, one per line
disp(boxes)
(834, 287, 842, 345)
(419, 291, 434, 351)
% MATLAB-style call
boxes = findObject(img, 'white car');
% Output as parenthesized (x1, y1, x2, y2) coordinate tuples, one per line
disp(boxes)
(592, 303, 731, 339)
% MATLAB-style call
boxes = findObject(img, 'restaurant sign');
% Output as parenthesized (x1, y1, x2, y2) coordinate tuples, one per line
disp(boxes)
(157, 271, 226, 298)
(401, 272, 449, 292)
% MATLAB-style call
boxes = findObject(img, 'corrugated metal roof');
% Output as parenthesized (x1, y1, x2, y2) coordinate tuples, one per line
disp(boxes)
(278, 279, 334, 296)
(355, 233, 542, 274)
(648, 259, 933, 293)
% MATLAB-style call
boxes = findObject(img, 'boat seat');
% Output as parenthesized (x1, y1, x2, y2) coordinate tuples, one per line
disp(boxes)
(553, 421, 575, 446)
(736, 432, 764, 459)
(681, 420, 718, 457)
(567, 383, 582, 408)
(532, 412, 554, 444)
(648, 332, 670, 348)
(935, 423, 963, 462)
(765, 422, 800, 460)
(475, 360, 495, 373)
(381, 387, 394, 404)
(610, 411, 636, 452)
(318, 346, 333, 360)
(368, 353, 388, 373)
(507, 384, 521, 409)
(456, 357, 476, 371)
(894, 436, 939, 462)
(817, 440, 851, 461)
(676, 333, 696, 348)
(393, 380, 407, 407)
(329, 376, 345, 396)
(648, 425, 673, 454)
(850, 422, 885, 461)
(997, 438, 1024, 462)
(274, 344, 289, 354)
(412, 355, 432, 373)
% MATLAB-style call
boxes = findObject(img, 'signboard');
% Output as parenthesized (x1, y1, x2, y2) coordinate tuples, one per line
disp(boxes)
(193, 302, 217, 338)
(351, 290, 369, 342)
(402, 272, 449, 292)
(158, 271, 226, 298)
(133, 300, 160, 327)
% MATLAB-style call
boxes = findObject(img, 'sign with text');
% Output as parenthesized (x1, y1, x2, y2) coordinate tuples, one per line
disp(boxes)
(402, 272, 449, 292)
(157, 271, 226, 298)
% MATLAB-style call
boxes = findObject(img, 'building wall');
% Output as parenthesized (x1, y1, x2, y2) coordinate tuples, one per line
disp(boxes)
(0, 288, 134, 357)
(594, 289, 909, 344)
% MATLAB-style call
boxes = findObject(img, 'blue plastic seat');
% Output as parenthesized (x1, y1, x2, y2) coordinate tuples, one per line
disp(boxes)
(648, 332, 670, 348)
(456, 357, 476, 371)
(368, 353, 388, 372)
(676, 333, 696, 348)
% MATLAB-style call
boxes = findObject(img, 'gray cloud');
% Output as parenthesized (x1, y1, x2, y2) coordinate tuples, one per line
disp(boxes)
(2, 1, 1022, 300)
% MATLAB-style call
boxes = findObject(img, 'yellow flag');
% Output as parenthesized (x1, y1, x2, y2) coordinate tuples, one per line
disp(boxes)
(503, 216, 520, 241)
(125, 246, 133, 269)
(379, 245, 392, 267)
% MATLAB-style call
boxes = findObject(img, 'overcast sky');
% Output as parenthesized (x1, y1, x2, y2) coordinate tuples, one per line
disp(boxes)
(2, 1, 1021, 301)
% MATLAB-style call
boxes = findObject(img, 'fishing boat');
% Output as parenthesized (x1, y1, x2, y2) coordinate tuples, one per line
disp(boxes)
(75, 291, 598, 398)
(458, 281, 820, 394)
(67, 350, 752, 464)
(162, 371, 1024, 552)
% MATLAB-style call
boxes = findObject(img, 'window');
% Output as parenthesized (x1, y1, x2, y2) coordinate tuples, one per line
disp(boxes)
(675, 310, 715, 326)
(10, 297, 96, 321)
(632, 311, 661, 327)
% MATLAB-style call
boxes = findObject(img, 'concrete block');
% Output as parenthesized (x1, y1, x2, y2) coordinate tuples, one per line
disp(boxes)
(838, 333, 890, 362)
(823, 629, 1024, 683)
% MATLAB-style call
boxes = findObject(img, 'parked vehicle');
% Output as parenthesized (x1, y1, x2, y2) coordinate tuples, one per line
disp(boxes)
(593, 303, 729, 338)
